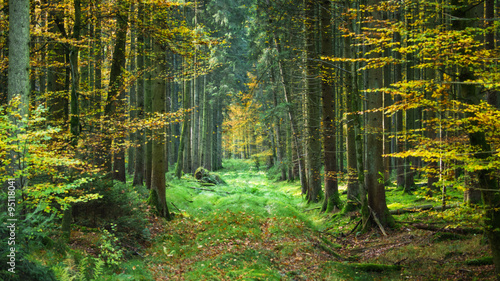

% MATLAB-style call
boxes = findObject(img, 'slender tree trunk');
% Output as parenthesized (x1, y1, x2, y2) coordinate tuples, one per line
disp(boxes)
(69, 0, 81, 143)
(46, 0, 68, 124)
(201, 75, 212, 170)
(145, 36, 153, 189)
(343, 16, 360, 212)
(133, 3, 145, 186)
(128, 10, 137, 176)
(104, 0, 129, 182)
(270, 70, 286, 180)
(268, 4, 306, 190)
(175, 77, 191, 178)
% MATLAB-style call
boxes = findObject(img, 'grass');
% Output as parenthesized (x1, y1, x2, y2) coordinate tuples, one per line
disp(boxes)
(27, 158, 496, 280)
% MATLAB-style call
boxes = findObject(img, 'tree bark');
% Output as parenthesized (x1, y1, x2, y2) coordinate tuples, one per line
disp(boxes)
(320, 0, 340, 212)
(104, 0, 129, 182)
(7, 0, 30, 183)
(69, 0, 81, 144)
(150, 36, 171, 220)
(145, 35, 153, 189)
(46, 0, 68, 124)
(304, 0, 321, 203)
(343, 12, 360, 211)
(133, 3, 145, 186)
(175, 76, 191, 178)
(364, 0, 393, 229)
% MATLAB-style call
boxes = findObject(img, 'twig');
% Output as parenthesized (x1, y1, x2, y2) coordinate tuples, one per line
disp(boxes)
(367, 205, 388, 236)
(346, 219, 362, 236)
(170, 202, 182, 213)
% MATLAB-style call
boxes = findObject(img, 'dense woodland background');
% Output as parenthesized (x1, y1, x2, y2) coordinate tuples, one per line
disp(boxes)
(2, 0, 500, 279)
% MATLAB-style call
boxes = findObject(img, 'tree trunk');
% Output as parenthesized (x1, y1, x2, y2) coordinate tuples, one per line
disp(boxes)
(451, 1, 500, 276)
(201, 75, 212, 170)
(321, 0, 340, 212)
(304, 0, 321, 203)
(7, 0, 30, 183)
(128, 10, 137, 176)
(175, 76, 191, 178)
(364, 0, 393, 229)
(343, 18, 360, 212)
(268, 4, 306, 190)
(145, 36, 153, 189)
(69, 0, 81, 144)
(133, 3, 145, 186)
(46, 0, 68, 124)
(104, 0, 129, 182)
(150, 36, 171, 220)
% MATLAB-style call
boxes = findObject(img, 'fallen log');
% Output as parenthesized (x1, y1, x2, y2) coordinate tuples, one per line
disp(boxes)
(188, 186, 231, 194)
(390, 204, 458, 214)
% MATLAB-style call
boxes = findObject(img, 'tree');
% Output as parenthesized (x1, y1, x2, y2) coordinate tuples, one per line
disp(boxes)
(304, 0, 322, 203)
(363, 0, 393, 229)
(150, 30, 171, 220)
(133, 2, 145, 186)
(7, 0, 30, 183)
(104, 0, 130, 182)
(321, 0, 341, 212)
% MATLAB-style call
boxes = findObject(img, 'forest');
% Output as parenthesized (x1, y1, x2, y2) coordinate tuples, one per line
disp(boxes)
(1, 0, 500, 279)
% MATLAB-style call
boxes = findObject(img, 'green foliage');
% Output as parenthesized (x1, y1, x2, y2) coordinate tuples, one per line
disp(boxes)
(0, 104, 101, 216)
(0, 218, 57, 281)
(186, 248, 282, 280)
(52, 254, 104, 281)
(433, 232, 469, 242)
(73, 181, 151, 243)
(464, 256, 493, 266)
(98, 223, 124, 269)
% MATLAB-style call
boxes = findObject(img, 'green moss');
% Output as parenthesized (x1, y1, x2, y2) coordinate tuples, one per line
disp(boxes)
(464, 256, 493, 266)
(433, 232, 468, 242)
(350, 263, 402, 272)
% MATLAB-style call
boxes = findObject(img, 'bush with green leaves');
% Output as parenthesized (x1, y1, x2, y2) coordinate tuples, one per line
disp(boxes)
(98, 223, 124, 269)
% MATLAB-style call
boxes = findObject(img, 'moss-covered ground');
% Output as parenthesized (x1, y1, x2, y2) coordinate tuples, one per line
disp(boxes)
(28, 159, 496, 280)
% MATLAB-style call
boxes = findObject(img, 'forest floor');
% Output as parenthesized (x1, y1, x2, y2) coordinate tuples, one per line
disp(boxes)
(32, 159, 496, 280)
(138, 159, 496, 280)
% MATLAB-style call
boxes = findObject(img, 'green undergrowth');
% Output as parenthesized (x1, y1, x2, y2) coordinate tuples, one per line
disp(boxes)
(145, 159, 406, 280)
(26, 158, 495, 280)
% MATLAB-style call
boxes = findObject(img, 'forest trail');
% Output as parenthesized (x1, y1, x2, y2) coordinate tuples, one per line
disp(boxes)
(146, 159, 354, 280)
(139, 159, 493, 280)
(149, 161, 335, 280)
